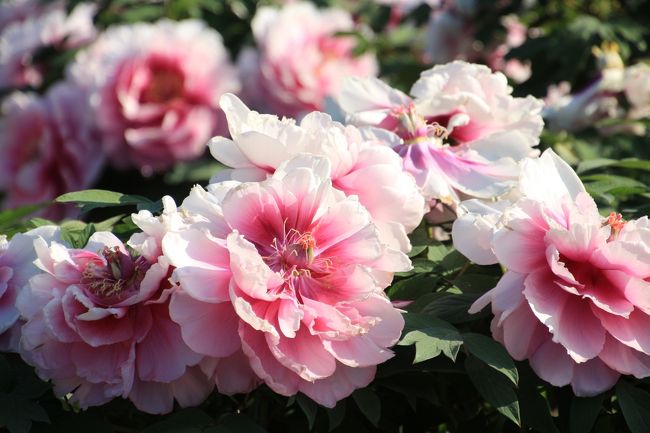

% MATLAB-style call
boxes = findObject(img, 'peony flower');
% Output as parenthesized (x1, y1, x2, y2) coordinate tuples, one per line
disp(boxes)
(623, 62, 650, 120)
(163, 156, 409, 407)
(238, 1, 377, 118)
(0, 2, 96, 89)
(209, 94, 424, 253)
(17, 226, 212, 413)
(453, 149, 650, 396)
(0, 225, 59, 352)
(68, 19, 239, 174)
(338, 61, 543, 207)
(0, 83, 104, 220)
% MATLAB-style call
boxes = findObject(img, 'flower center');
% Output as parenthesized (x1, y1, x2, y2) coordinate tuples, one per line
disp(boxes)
(391, 103, 448, 145)
(141, 65, 185, 104)
(605, 212, 626, 240)
(81, 247, 151, 305)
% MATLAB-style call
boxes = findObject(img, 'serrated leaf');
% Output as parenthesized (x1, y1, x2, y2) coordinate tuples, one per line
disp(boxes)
(570, 394, 605, 433)
(465, 355, 520, 427)
(399, 313, 463, 362)
(616, 380, 650, 433)
(463, 333, 518, 385)
(352, 388, 381, 426)
(297, 394, 318, 430)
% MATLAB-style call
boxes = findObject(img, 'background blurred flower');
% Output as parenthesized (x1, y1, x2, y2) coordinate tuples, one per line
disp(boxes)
(68, 19, 239, 175)
(0, 2, 96, 89)
(0, 83, 104, 219)
(238, 1, 378, 118)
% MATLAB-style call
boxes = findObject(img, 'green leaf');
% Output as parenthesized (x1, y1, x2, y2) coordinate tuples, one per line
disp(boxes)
(141, 408, 212, 433)
(56, 189, 156, 213)
(582, 174, 646, 196)
(407, 224, 433, 257)
(60, 222, 96, 249)
(386, 274, 439, 300)
(0, 396, 50, 433)
(398, 313, 463, 362)
(518, 370, 559, 433)
(463, 333, 518, 385)
(164, 159, 225, 184)
(0, 203, 46, 233)
(297, 394, 318, 430)
(94, 214, 126, 232)
(418, 291, 486, 324)
(326, 401, 346, 432)
(352, 388, 381, 426)
(218, 414, 267, 433)
(426, 241, 449, 263)
(616, 380, 650, 433)
(570, 394, 605, 433)
(576, 158, 616, 173)
(465, 355, 520, 427)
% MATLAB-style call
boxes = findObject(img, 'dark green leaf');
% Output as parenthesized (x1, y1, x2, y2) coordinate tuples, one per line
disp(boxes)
(56, 189, 155, 214)
(219, 414, 267, 433)
(616, 380, 650, 433)
(570, 394, 605, 433)
(465, 355, 520, 427)
(326, 401, 346, 432)
(352, 388, 381, 426)
(399, 313, 463, 362)
(60, 222, 96, 249)
(297, 394, 318, 430)
(463, 333, 518, 385)
(518, 370, 559, 433)
(141, 408, 212, 433)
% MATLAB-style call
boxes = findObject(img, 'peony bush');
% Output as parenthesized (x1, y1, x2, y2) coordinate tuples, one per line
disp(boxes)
(0, 1, 649, 433)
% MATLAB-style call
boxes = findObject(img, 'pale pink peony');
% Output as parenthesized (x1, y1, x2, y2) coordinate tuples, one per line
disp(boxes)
(17, 227, 212, 413)
(453, 149, 650, 396)
(338, 61, 543, 206)
(623, 62, 650, 120)
(0, 2, 96, 89)
(163, 156, 409, 407)
(238, 1, 378, 118)
(0, 83, 104, 219)
(0, 226, 59, 352)
(68, 19, 239, 174)
(209, 94, 424, 253)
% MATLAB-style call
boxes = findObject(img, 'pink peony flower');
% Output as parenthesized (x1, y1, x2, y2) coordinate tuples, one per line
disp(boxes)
(238, 1, 378, 118)
(163, 156, 409, 407)
(623, 62, 650, 120)
(17, 226, 212, 413)
(453, 149, 650, 396)
(209, 94, 424, 253)
(338, 61, 543, 207)
(68, 19, 239, 174)
(0, 225, 59, 352)
(0, 83, 104, 220)
(0, 2, 96, 89)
